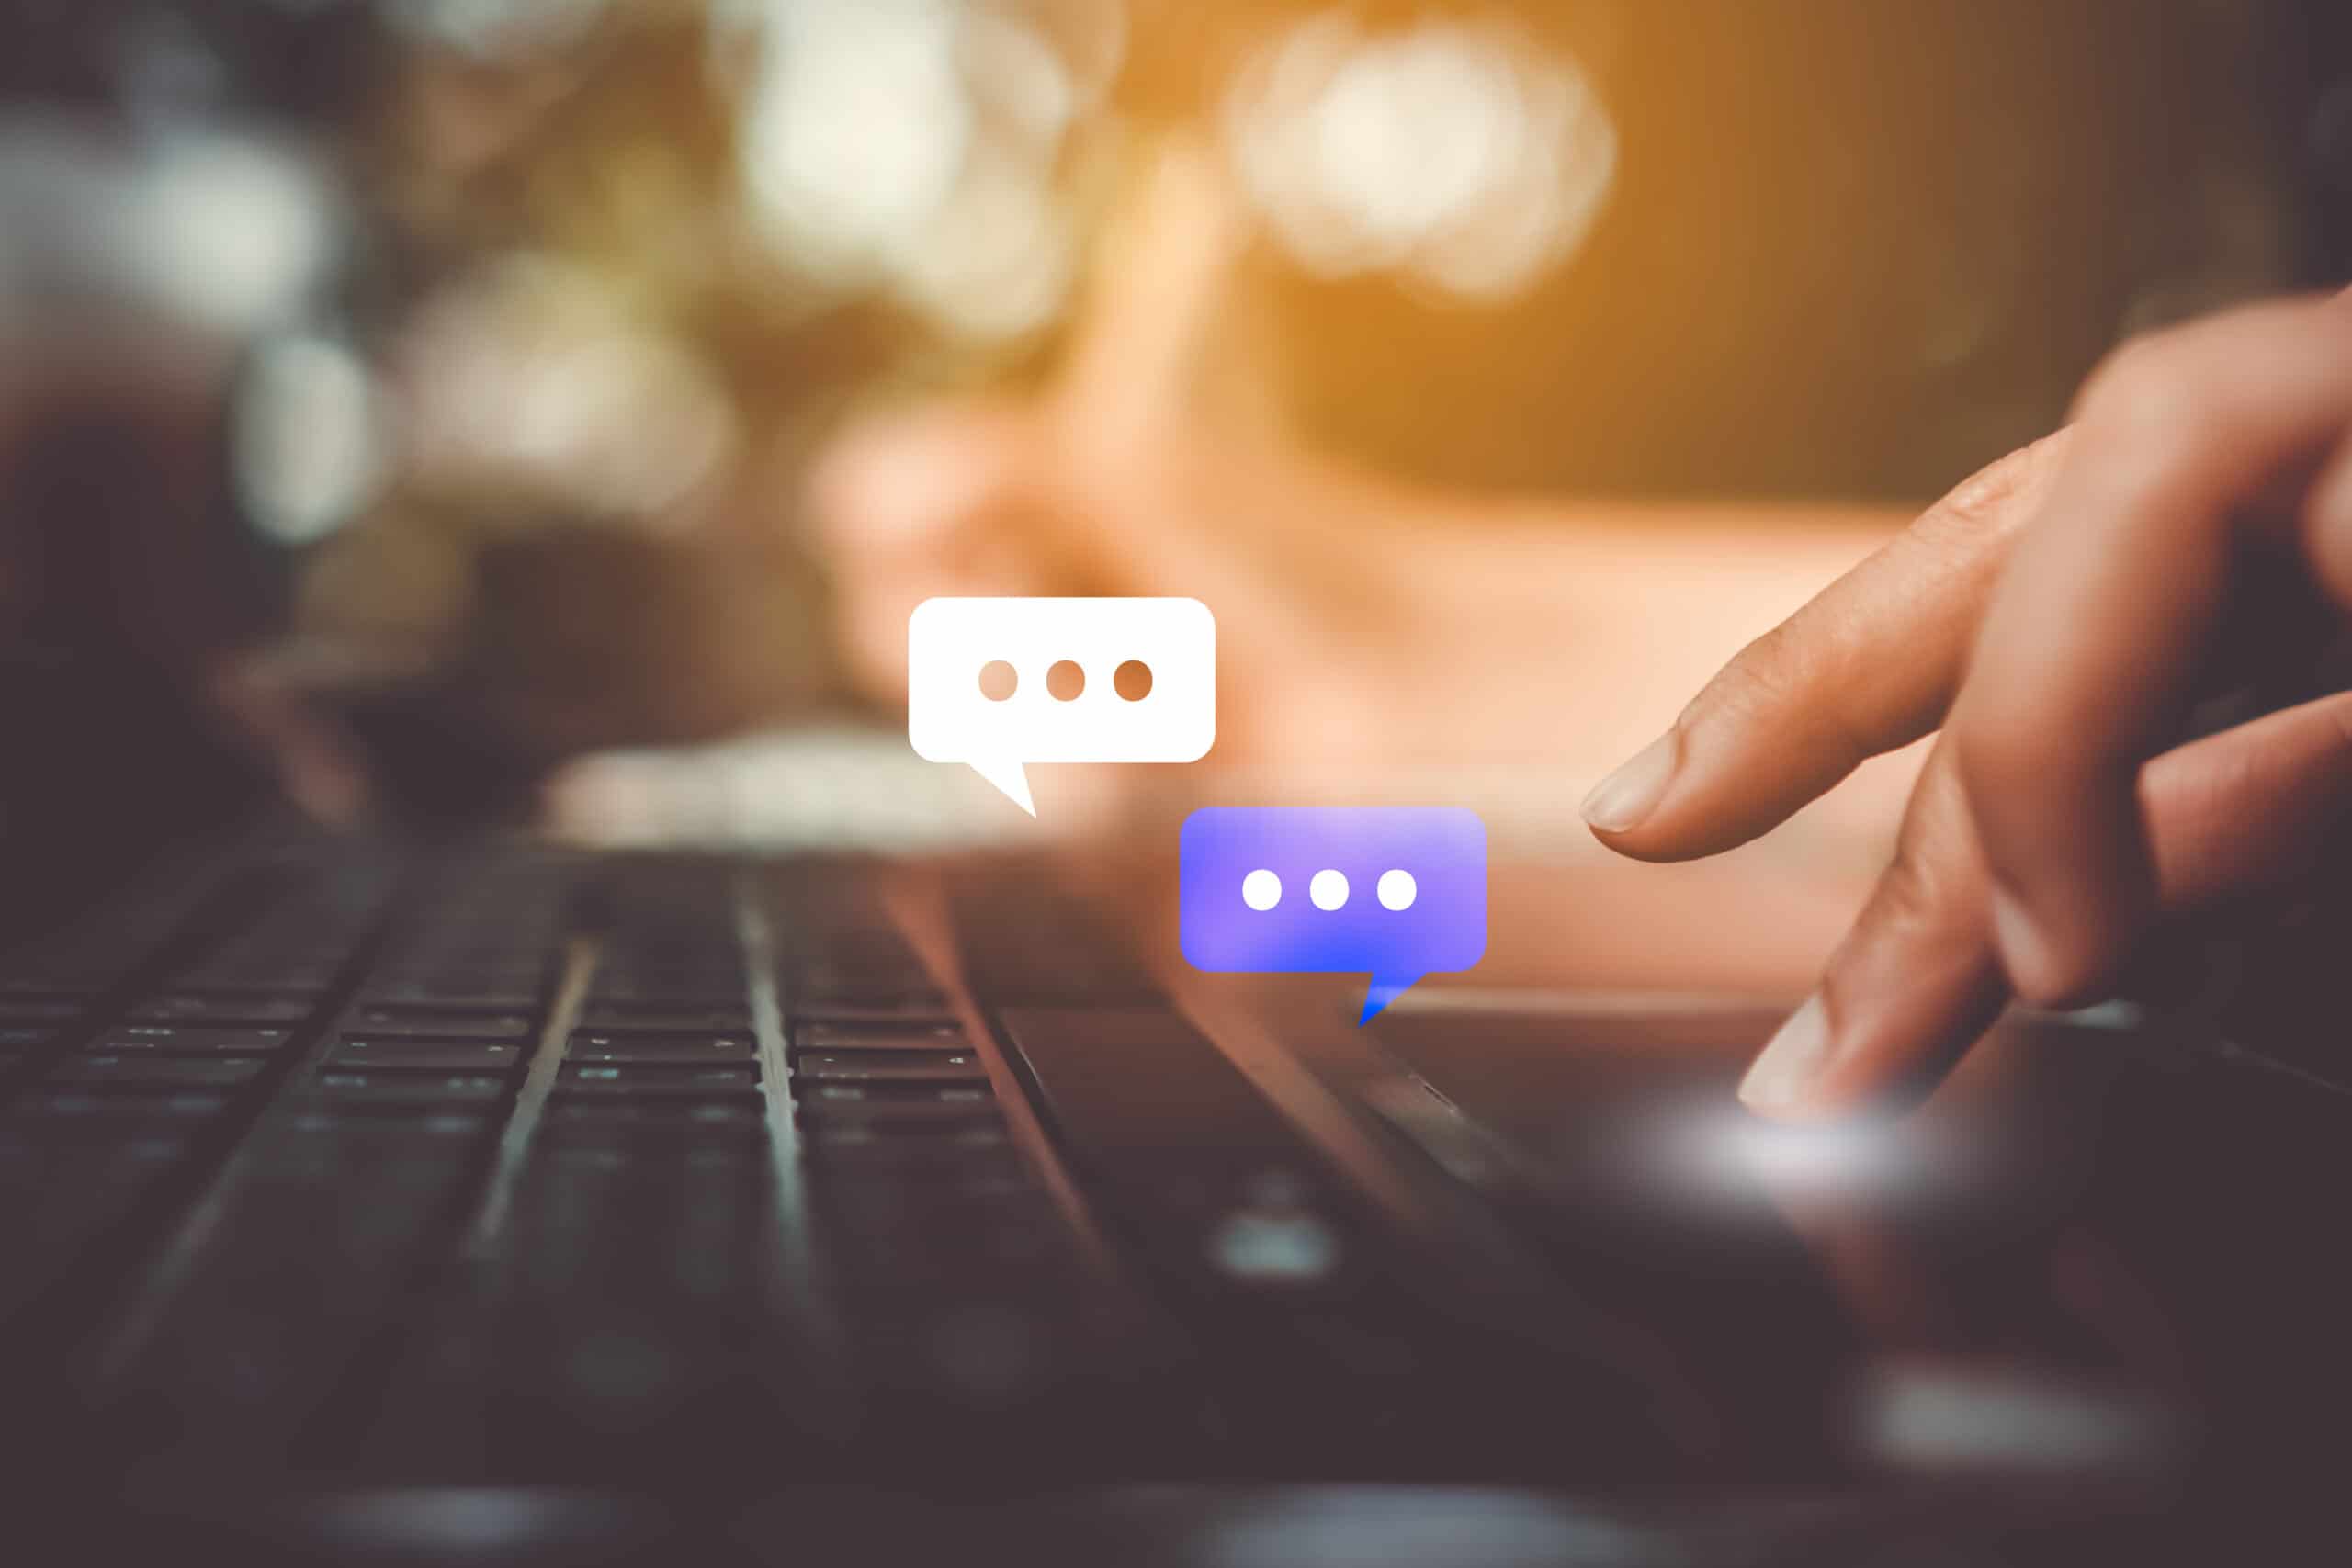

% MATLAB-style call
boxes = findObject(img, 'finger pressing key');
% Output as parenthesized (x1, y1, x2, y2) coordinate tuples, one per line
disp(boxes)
(1742, 690, 2352, 1119)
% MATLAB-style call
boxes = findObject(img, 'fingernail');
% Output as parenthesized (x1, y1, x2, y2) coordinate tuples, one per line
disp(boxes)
(1738, 992, 1833, 1115)
(1987, 888, 2050, 998)
(1580, 728, 1681, 833)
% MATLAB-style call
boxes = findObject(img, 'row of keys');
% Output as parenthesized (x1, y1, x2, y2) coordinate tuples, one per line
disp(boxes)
(0, 860, 397, 1340)
(86, 859, 578, 1455)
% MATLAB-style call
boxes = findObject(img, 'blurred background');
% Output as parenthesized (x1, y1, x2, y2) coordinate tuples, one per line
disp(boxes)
(4, 0, 2350, 932)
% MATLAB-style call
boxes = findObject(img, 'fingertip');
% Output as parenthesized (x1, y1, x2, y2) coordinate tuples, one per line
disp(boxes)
(1578, 728, 1681, 836)
(1579, 722, 1817, 863)
(1736, 993, 1836, 1119)
(1985, 885, 2137, 1007)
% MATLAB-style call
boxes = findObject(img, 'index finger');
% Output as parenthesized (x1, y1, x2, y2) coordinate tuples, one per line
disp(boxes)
(1583, 434, 2065, 859)
(1950, 292, 2352, 1002)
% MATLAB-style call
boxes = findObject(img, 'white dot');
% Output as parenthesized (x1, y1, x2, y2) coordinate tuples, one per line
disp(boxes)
(1309, 869, 1350, 910)
(1377, 869, 1418, 911)
(1241, 869, 1283, 910)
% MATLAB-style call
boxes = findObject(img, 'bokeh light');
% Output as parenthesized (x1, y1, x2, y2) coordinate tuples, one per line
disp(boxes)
(1223, 11, 1617, 299)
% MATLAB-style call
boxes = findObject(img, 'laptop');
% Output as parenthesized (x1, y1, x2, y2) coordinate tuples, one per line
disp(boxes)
(6, 766, 2352, 1564)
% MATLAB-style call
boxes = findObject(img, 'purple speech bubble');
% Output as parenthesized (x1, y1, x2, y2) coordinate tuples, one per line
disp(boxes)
(1180, 807, 1487, 1023)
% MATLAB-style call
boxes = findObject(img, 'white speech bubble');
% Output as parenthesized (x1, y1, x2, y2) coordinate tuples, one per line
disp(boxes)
(908, 597, 1216, 815)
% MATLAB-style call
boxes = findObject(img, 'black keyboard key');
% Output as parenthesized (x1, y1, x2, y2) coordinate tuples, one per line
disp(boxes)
(794, 1078, 993, 1107)
(794, 1048, 988, 1084)
(803, 1117, 1010, 1151)
(346, 1006, 536, 1039)
(794, 1093, 1001, 1131)
(793, 1021, 969, 1055)
(11, 1088, 232, 1126)
(183, 967, 339, 995)
(87, 1024, 293, 1055)
(328, 1037, 526, 1072)
(311, 1070, 514, 1107)
(0, 1025, 59, 1049)
(51, 1055, 267, 1089)
(783, 994, 954, 1026)
(566, 1032, 755, 1065)
(573, 1004, 753, 1033)
(364, 983, 541, 1010)
(541, 1096, 767, 1134)
(557, 1062, 762, 1095)
(580, 976, 748, 1007)
(129, 995, 313, 1025)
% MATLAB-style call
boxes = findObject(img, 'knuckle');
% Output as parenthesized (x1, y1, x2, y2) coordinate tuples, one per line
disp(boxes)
(1695, 612, 1892, 769)
(1690, 620, 1813, 728)
(2075, 330, 2207, 444)
(1921, 431, 2069, 541)
(1869, 842, 1957, 938)
(2072, 298, 2346, 471)
(1947, 701, 2051, 805)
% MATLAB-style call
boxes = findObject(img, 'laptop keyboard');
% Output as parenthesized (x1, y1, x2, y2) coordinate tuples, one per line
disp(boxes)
(0, 835, 1701, 1495)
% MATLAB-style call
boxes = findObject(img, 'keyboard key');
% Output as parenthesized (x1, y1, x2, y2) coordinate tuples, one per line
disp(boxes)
(783, 995, 955, 1026)
(12, 1088, 232, 1124)
(794, 1078, 992, 1106)
(802, 1118, 1010, 1153)
(0, 1025, 59, 1049)
(88, 1024, 293, 1055)
(566, 1032, 755, 1065)
(185, 967, 339, 995)
(328, 1037, 526, 1072)
(51, 1055, 267, 1089)
(581, 976, 749, 1007)
(311, 1071, 514, 1107)
(542, 1096, 767, 1131)
(129, 994, 313, 1025)
(346, 1006, 536, 1039)
(365, 983, 542, 1010)
(793, 1021, 969, 1055)
(794, 1093, 1001, 1131)
(574, 1004, 753, 1033)
(794, 1049, 988, 1084)
(556, 1062, 762, 1095)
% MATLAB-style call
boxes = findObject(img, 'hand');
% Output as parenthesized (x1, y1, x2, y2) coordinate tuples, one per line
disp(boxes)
(1581, 289, 2352, 1120)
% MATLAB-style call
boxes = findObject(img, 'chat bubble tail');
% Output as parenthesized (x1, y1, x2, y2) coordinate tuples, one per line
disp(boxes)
(967, 756, 1035, 817)
(1358, 976, 1420, 1025)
